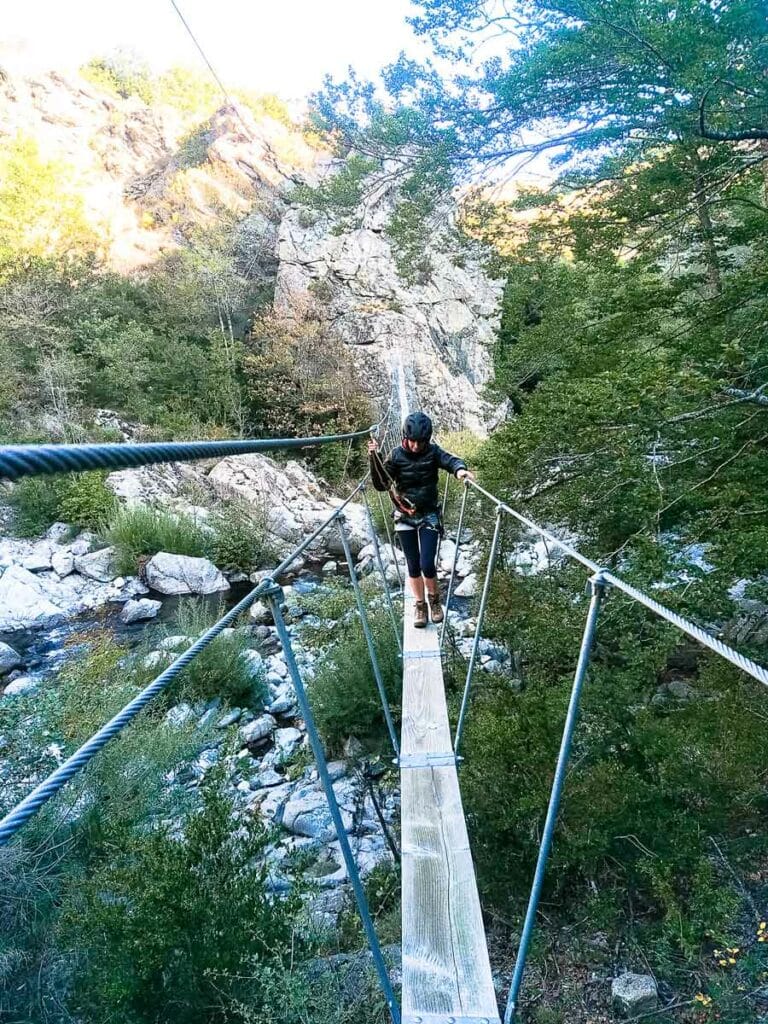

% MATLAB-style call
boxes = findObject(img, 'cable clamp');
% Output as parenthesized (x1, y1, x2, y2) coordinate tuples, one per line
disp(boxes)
(587, 569, 609, 596)
(395, 752, 462, 769)
(403, 1015, 499, 1024)
(259, 577, 284, 600)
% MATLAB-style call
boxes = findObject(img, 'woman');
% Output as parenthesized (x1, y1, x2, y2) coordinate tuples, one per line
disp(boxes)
(368, 411, 474, 628)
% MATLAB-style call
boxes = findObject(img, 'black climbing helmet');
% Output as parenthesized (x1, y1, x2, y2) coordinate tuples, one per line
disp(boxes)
(403, 412, 433, 443)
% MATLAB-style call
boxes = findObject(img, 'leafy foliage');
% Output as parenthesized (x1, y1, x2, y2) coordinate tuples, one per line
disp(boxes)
(8, 472, 116, 537)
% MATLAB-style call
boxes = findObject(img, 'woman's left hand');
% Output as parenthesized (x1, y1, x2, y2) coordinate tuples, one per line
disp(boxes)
(457, 469, 475, 482)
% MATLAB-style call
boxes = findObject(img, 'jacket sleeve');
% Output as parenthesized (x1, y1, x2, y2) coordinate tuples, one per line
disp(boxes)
(370, 451, 394, 492)
(436, 445, 467, 477)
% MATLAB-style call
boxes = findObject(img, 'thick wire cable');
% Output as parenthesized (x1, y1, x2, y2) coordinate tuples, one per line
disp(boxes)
(463, 480, 768, 689)
(0, 428, 377, 482)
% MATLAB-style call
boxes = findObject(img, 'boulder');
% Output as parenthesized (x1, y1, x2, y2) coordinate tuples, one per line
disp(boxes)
(46, 522, 72, 544)
(21, 541, 54, 573)
(51, 548, 75, 577)
(282, 779, 356, 841)
(240, 714, 277, 744)
(454, 573, 478, 598)
(208, 454, 369, 556)
(0, 641, 22, 675)
(3, 674, 39, 696)
(144, 552, 229, 595)
(249, 600, 273, 625)
(74, 547, 117, 582)
(0, 565, 64, 631)
(164, 703, 197, 728)
(119, 598, 162, 624)
(612, 973, 658, 1017)
(274, 726, 302, 758)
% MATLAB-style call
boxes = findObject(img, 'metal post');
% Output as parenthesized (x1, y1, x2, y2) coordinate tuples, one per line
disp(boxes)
(504, 572, 607, 1024)
(362, 488, 402, 653)
(434, 471, 451, 568)
(338, 517, 400, 758)
(454, 506, 504, 756)
(440, 482, 470, 649)
(265, 582, 401, 1024)
(377, 491, 404, 591)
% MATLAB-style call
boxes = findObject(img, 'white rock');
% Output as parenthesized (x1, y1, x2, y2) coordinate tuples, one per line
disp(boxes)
(208, 454, 369, 557)
(119, 598, 162, 624)
(241, 650, 266, 676)
(157, 635, 191, 651)
(164, 703, 197, 728)
(142, 650, 173, 671)
(321, 560, 337, 575)
(21, 541, 54, 573)
(454, 573, 478, 598)
(4, 674, 39, 696)
(240, 714, 277, 744)
(0, 641, 22, 675)
(144, 552, 229, 596)
(274, 726, 302, 757)
(612, 973, 658, 1017)
(0, 565, 64, 631)
(249, 600, 273, 625)
(69, 532, 97, 556)
(51, 548, 75, 577)
(74, 547, 117, 582)
(282, 782, 355, 841)
(46, 522, 72, 544)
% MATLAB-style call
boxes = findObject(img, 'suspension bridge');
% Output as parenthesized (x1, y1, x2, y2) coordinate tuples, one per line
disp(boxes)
(0, 397, 766, 1024)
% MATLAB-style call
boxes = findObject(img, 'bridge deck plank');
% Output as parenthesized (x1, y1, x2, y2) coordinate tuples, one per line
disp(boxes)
(401, 596, 500, 1023)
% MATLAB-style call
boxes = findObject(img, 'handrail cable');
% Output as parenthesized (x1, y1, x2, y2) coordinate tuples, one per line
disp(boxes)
(0, 427, 376, 482)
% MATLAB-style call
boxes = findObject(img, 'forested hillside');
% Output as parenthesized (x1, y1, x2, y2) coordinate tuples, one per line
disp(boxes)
(309, 1, 768, 1020)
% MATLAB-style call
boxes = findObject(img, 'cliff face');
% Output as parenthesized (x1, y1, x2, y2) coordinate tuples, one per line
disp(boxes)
(276, 189, 504, 434)
(0, 68, 504, 432)
(0, 69, 317, 272)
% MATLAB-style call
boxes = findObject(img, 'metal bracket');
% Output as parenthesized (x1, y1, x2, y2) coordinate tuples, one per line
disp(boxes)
(401, 649, 443, 660)
(395, 752, 462, 769)
(259, 577, 283, 600)
(403, 1015, 499, 1024)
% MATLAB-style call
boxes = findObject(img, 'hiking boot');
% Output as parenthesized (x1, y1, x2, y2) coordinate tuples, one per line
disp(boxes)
(413, 600, 428, 629)
(427, 591, 444, 624)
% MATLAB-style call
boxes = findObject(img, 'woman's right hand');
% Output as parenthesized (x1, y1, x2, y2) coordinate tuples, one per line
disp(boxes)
(367, 438, 379, 454)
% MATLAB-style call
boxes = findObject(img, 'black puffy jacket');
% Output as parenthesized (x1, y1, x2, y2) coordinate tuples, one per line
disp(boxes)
(370, 443, 466, 513)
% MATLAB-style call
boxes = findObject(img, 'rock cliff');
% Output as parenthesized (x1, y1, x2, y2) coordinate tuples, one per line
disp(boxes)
(0, 67, 503, 431)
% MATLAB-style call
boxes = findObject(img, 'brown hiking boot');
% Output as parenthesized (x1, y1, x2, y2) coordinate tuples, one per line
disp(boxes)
(413, 600, 428, 629)
(427, 591, 444, 624)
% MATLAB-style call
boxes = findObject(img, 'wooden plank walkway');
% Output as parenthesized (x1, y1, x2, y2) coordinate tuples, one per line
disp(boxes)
(400, 595, 501, 1024)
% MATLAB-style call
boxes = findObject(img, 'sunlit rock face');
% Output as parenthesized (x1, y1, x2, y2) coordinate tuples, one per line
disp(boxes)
(274, 178, 505, 435)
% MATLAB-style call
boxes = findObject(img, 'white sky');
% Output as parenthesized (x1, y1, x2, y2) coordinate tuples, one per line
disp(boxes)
(0, 0, 427, 100)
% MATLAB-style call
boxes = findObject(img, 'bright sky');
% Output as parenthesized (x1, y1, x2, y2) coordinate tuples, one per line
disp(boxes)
(0, 0, 426, 100)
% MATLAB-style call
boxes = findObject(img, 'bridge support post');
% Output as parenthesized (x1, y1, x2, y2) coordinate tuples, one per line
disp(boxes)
(264, 579, 401, 1024)
(503, 571, 607, 1024)
(338, 516, 400, 758)
(440, 481, 470, 649)
(454, 505, 504, 756)
(362, 488, 403, 653)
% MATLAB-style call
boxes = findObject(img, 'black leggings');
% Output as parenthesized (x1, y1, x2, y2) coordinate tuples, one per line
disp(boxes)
(398, 526, 440, 579)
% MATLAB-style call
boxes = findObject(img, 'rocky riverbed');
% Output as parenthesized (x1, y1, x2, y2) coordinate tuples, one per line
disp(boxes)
(0, 455, 513, 928)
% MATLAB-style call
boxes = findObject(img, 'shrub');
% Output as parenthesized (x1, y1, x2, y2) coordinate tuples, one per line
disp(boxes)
(58, 472, 117, 530)
(58, 779, 304, 1024)
(107, 506, 210, 575)
(169, 599, 267, 707)
(6, 475, 66, 537)
(207, 502, 271, 573)
(310, 615, 400, 755)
